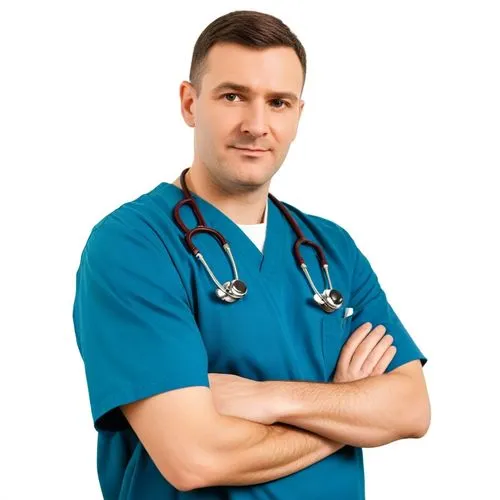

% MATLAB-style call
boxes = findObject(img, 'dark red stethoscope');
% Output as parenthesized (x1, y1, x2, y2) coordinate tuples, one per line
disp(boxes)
(173, 168, 343, 313)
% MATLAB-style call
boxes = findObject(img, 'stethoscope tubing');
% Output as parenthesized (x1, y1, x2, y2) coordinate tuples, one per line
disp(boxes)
(172, 168, 343, 311)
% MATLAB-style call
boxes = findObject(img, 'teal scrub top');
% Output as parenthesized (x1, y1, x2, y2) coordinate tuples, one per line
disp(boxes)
(73, 182, 427, 500)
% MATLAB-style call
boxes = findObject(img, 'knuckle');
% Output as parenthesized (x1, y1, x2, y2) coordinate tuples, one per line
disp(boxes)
(350, 354, 361, 366)
(356, 346, 369, 358)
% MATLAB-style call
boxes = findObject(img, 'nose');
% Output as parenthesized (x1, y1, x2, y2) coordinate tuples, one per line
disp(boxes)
(240, 100, 269, 138)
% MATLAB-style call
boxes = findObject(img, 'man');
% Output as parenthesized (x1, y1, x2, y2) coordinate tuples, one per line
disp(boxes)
(73, 9, 430, 499)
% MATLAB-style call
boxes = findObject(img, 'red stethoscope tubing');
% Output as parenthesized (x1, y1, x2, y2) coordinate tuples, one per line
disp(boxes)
(173, 167, 328, 269)
(172, 167, 343, 312)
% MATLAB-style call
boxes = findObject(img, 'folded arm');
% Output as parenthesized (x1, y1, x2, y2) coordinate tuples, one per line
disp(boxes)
(264, 359, 431, 448)
(121, 386, 345, 492)
(206, 415, 345, 489)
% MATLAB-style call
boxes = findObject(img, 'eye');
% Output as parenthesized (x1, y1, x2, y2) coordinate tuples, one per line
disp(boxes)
(223, 93, 241, 102)
(271, 99, 291, 109)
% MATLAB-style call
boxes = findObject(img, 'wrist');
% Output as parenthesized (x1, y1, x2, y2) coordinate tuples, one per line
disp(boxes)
(261, 381, 297, 424)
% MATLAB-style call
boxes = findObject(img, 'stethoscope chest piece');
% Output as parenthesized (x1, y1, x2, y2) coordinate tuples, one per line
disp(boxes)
(215, 279, 248, 303)
(313, 288, 343, 313)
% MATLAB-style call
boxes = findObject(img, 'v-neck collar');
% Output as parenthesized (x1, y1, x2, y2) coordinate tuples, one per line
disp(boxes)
(160, 182, 288, 277)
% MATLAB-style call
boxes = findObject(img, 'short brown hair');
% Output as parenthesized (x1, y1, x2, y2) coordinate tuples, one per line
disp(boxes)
(189, 10, 307, 96)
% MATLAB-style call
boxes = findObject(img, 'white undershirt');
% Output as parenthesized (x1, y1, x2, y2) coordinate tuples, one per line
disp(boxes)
(235, 200, 268, 253)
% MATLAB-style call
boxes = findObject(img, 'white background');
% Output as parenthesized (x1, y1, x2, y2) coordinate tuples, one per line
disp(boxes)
(1, 1, 499, 498)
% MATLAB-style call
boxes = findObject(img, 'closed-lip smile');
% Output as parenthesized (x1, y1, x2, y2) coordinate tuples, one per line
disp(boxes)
(233, 146, 269, 152)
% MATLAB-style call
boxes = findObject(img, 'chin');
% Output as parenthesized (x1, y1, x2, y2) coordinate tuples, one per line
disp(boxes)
(234, 170, 273, 189)
(218, 152, 274, 182)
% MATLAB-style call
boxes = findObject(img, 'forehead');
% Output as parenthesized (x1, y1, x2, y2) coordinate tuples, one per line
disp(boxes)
(203, 43, 303, 93)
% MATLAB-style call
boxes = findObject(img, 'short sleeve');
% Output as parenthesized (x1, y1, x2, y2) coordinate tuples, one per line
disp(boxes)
(72, 218, 210, 432)
(343, 229, 428, 371)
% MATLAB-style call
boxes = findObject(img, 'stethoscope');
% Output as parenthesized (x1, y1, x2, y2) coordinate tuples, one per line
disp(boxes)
(172, 168, 343, 313)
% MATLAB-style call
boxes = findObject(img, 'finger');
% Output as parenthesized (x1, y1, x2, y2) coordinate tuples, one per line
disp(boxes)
(371, 345, 397, 376)
(337, 322, 373, 367)
(350, 325, 388, 372)
(360, 333, 394, 374)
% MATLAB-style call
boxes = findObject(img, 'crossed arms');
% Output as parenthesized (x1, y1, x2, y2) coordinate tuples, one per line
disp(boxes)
(121, 323, 431, 492)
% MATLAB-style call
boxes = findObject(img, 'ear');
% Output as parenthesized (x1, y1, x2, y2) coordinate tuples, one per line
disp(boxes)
(179, 80, 196, 128)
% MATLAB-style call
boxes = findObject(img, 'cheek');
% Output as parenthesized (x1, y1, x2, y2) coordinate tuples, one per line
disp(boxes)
(204, 114, 233, 148)
(268, 118, 296, 144)
(196, 120, 225, 154)
(280, 120, 298, 140)
(208, 106, 235, 131)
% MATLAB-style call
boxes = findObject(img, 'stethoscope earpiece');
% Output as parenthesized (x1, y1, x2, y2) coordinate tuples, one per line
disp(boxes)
(173, 168, 343, 313)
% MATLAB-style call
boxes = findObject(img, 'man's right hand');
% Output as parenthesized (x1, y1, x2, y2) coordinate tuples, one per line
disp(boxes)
(332, 322, 396, 383)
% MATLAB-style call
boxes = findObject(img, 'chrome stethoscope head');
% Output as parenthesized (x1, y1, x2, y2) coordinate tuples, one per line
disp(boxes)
(271, 193, 344, 314)
(195, 245, 248, 303)
(173, 168, 248, 303)
(302, 263, 344, 313)
(215, 279, 247, 302)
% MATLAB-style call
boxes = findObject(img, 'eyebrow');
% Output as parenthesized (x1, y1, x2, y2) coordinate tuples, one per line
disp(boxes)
(211, 81, 299, 104)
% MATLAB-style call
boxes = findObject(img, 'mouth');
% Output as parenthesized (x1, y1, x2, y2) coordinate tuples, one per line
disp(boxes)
(230, 146, 270, 155)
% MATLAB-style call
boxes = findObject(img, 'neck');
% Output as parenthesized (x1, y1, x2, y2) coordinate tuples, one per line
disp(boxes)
(171, 167, 269, 225)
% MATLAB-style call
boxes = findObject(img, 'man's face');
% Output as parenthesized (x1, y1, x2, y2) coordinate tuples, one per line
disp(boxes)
(183, 42, 304, 192)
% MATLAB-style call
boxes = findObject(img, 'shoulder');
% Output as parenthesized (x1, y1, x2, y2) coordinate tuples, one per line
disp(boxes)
(276, 197, 357, 258)
(276, 198, 348, 236)
(81, 183, 171, 265)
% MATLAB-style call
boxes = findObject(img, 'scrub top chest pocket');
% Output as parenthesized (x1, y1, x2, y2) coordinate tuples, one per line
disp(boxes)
(321, 304, 354, 381)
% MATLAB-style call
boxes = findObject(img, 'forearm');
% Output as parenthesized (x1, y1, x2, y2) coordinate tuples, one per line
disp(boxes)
(201, 414, 345, 488)
(267, 372, 427, 448)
